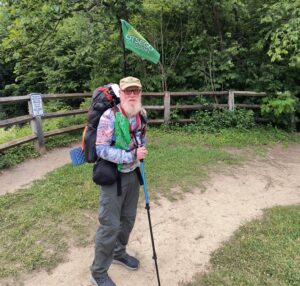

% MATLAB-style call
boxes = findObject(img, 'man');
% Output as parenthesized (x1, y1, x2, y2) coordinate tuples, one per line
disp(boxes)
(90, 76, 148, 286)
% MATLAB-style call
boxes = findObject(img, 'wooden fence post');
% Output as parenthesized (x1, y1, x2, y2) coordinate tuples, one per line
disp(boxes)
(28, 94, 46, 154)
(164, 91, 171, 124)
(228, 90, 235, 111)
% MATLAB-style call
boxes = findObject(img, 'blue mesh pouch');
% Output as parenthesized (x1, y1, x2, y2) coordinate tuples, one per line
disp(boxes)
(69, 147, 86, 166)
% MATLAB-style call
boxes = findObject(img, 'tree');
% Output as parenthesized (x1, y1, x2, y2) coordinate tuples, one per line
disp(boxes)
(259, 0, 300, 68)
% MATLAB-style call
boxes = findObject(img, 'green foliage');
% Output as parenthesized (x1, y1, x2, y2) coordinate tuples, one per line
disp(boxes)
(43, 100, 71, 112)
(0, 143, 39, 169)
(188, 33, 239, 90)
(188, 109, 256, 133)
(261, 91, 299, 131)
(183, 205, 300, 286)
(0, 96, 87, 170)
(259, 1, 300, 68)
(0, 125, 32, 144)
(0, 99, 85, 144)
(0, 0, 299, 124)
(41, 99, 87, 132)
(0, 130, 82, 170)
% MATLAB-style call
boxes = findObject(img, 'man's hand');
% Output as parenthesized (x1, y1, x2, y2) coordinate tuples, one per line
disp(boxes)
(136, 146, 148, 161)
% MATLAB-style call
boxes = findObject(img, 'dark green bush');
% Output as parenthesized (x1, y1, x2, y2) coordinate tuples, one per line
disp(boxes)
(0, 144, 39, 169)
(261, 91, 299, 131)
(187, 109, 256, 133)
(0, 131, 82, 170)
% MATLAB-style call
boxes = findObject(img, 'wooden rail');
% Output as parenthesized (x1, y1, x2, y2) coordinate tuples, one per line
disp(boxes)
(0, 134, 37, 151)
(43, 109, 89, 119)
(0, 90, 267, 153)
(0, 115, 32, 128)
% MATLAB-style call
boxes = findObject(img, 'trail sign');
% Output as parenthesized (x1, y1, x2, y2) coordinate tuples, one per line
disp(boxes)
(30, 93, 44, 117)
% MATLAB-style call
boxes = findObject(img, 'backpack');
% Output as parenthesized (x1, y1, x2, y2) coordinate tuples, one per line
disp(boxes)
(82, 84, 120, 163)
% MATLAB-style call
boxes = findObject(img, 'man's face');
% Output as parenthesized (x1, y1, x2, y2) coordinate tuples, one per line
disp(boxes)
(120, 86, 142, 116)
(120, 87, 141, 105)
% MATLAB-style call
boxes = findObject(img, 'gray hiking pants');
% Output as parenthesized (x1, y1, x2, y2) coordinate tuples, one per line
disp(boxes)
(91, 170, 140, 277)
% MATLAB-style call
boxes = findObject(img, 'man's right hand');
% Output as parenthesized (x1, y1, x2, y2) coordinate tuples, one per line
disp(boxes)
(136, 146, 148, 161)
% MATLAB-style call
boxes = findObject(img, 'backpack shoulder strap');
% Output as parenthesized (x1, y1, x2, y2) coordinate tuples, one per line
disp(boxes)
(139, 108, 147, 136)
(139, 108, 148, 124)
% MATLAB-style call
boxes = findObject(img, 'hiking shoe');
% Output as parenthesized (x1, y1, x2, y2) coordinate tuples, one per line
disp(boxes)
(90, 273, 116, 286)
(112, 253, 140, 270)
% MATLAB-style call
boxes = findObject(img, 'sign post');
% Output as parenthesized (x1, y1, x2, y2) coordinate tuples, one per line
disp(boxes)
(30, 93, 44, 117)
(28, 93, 45, 154)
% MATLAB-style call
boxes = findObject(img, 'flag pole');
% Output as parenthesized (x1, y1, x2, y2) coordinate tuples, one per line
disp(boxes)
(122, 36, 127, 77)
(120, 19, 127, 77)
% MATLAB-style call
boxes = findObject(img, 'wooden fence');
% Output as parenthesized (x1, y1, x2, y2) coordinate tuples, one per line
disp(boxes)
(0, 90, 266, 153)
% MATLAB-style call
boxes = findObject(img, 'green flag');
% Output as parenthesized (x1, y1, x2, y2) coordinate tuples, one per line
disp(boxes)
(115, 112, 131, 171)
(121, 19, 160, 64)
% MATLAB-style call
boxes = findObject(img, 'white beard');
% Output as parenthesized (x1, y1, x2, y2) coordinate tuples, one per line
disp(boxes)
(122, 99, 142, 117)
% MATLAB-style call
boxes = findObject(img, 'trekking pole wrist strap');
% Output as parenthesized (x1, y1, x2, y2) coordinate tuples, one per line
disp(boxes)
(134, 148, 137, 160)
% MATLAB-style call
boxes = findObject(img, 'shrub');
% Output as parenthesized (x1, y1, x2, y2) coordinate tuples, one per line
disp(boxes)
(188, 109, 256, 133)
(261, 91, 299, 131)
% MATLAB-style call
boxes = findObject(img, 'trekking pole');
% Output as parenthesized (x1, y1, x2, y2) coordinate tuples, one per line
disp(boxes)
(140, 160, 161, 286)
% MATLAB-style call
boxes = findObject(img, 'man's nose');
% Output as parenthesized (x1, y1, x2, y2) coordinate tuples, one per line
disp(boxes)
(128, 92, 136, 97)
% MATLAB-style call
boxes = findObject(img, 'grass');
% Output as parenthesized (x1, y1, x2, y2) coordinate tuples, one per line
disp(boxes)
(182, 204, 300, 286)
(0, 110, 86, 169)
(0, 114, 86, 145)
(146, 127, 300, 198)
(0, 127, 299, 280)
(0, 163, 98, 278)
(0, 130, 82, 169)
(0, 125, 32, 144)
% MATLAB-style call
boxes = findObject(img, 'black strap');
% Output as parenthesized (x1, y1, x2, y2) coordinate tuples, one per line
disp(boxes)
(135, 167, 144, 186)
(117, 172, 122, 196)
(131, 129, 144, 186)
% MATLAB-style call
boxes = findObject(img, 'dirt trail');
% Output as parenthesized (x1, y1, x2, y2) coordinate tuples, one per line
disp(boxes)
(0, 144, 79, 195)
(1, 144, 300, 286)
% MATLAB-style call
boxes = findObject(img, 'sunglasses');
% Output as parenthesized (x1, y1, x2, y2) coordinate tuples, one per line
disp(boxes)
(121, 89, 141, 96)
